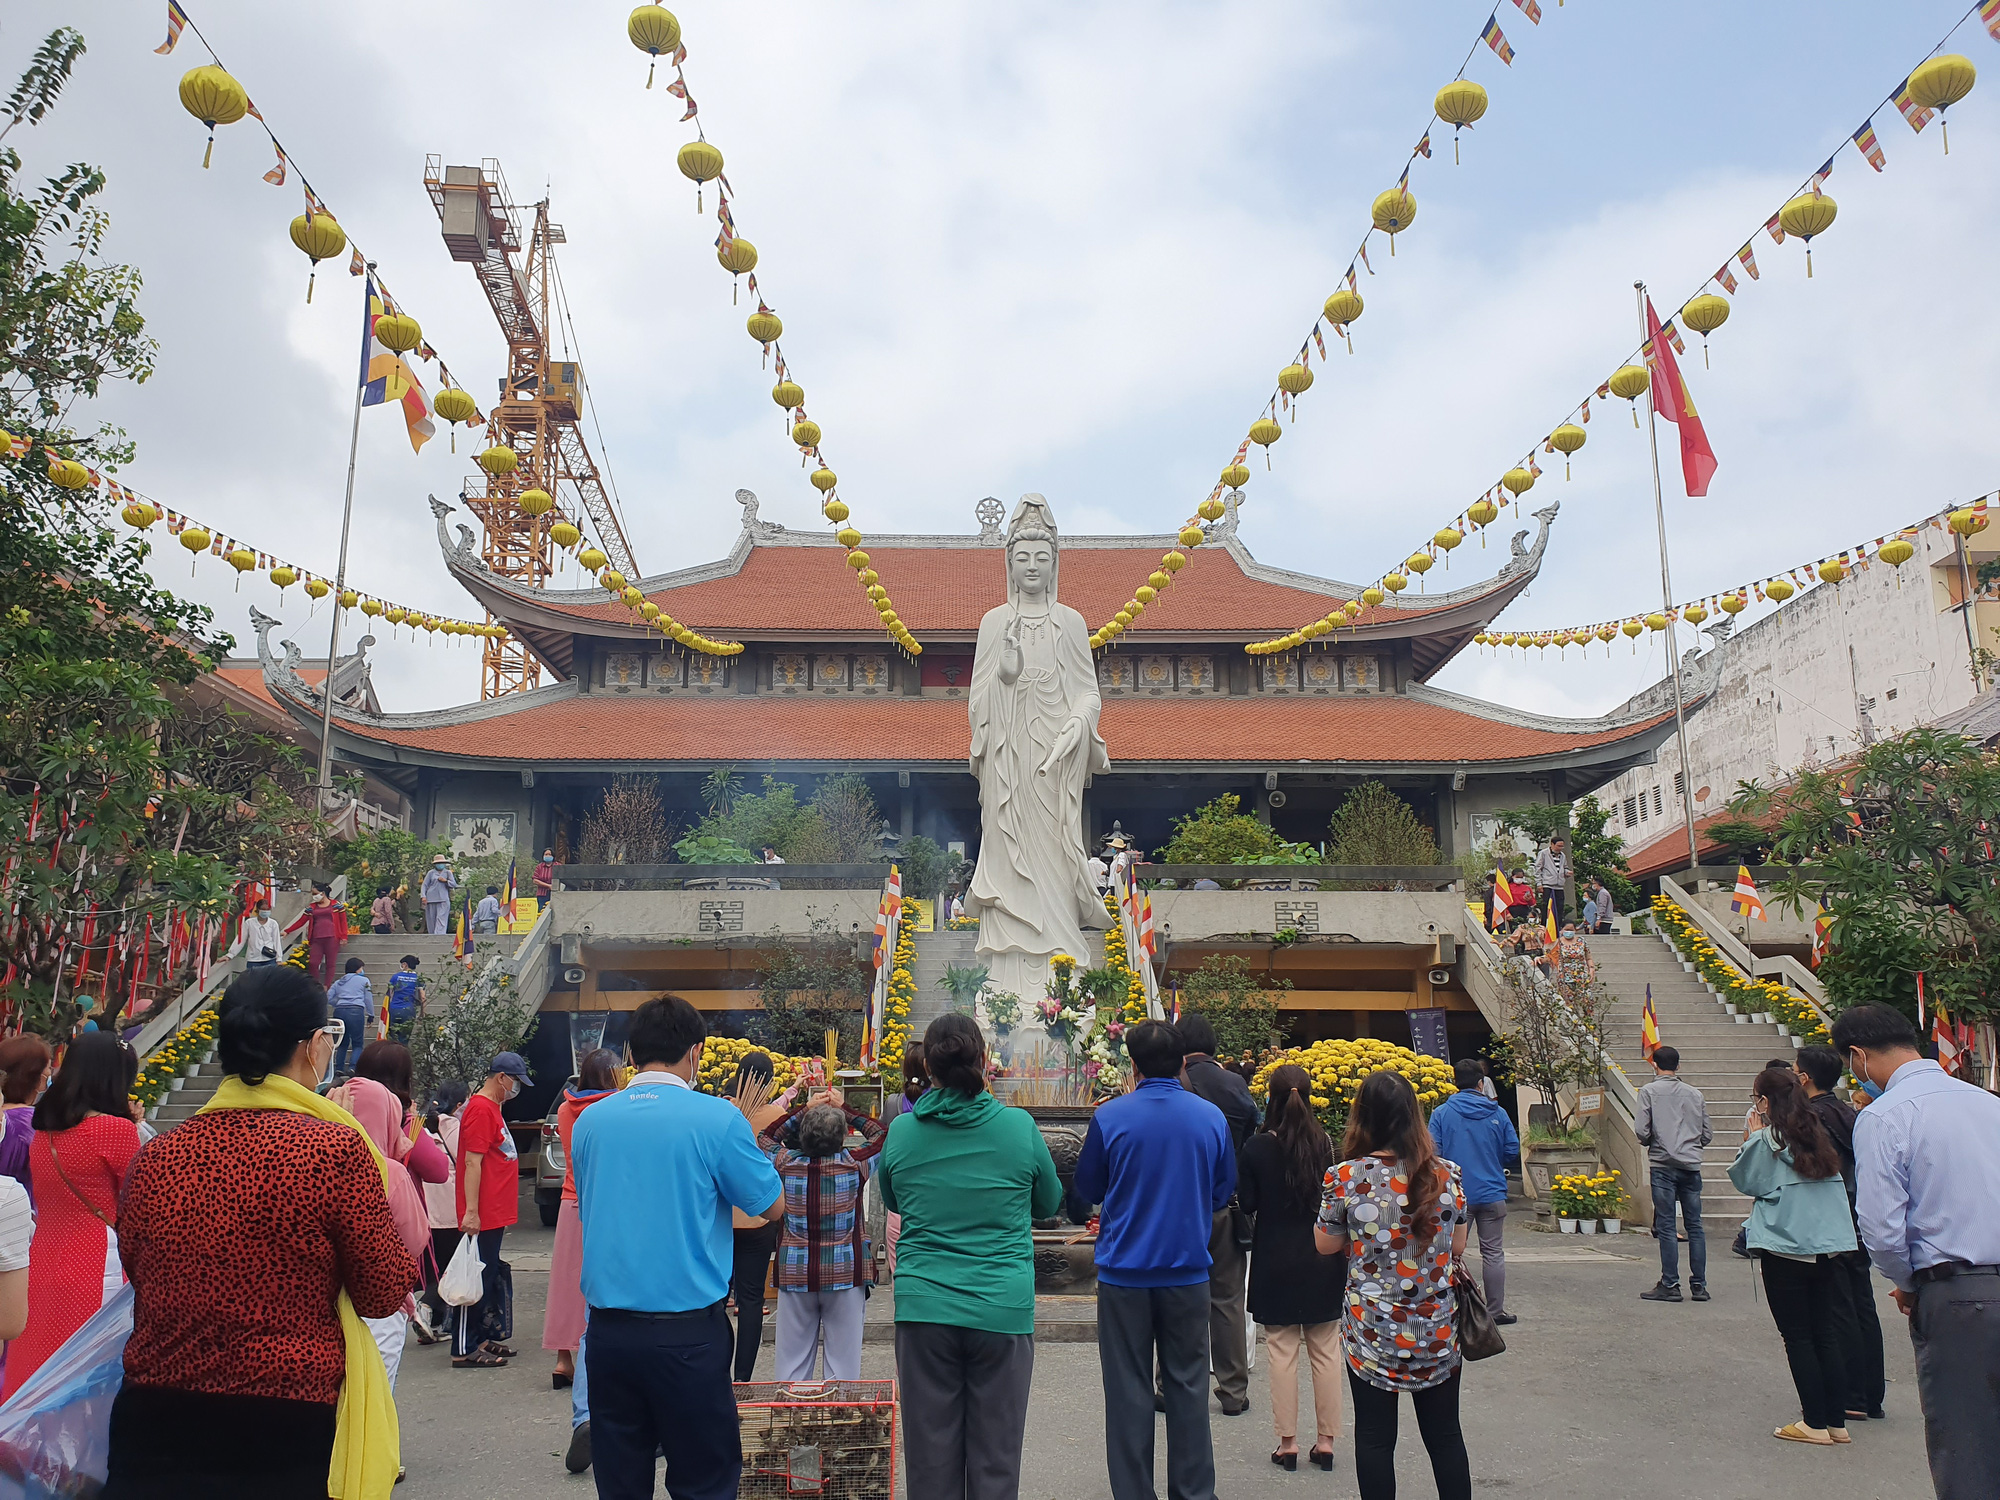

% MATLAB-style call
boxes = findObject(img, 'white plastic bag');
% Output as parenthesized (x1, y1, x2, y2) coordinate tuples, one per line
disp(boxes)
(439, 1233, 485, 1307)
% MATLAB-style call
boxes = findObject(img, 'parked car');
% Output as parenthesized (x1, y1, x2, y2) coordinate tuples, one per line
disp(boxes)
(533, 1080, 573, 1227)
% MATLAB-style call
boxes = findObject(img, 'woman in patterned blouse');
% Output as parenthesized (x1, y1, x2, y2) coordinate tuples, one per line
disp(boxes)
(1314, 1071, 1472, 1500)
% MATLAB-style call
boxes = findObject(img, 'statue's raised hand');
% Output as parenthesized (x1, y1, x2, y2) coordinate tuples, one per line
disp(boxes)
(998, 614, 1024, 684)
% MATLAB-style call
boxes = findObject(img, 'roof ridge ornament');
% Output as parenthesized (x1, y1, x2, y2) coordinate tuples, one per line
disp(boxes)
(976, 496, 1005, 543)
(430, 494, 480, 568)
(736, 488, 783, 542)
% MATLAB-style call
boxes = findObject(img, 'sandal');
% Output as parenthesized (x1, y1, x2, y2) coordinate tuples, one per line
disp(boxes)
(481, 1340, 519, 1359)
(1773, 1422, 1834, 1445)
(1270, 1451, 1298, 1472)
(1828, 1428, 1851, 1444)
(453, 1349, 507, 1369)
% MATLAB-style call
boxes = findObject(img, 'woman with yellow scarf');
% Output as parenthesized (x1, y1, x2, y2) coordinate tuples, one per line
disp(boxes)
(104, 966, 415, 1499)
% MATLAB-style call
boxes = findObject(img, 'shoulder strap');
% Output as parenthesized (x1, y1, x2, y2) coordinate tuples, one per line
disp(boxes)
(47, 1128, 118, 1230)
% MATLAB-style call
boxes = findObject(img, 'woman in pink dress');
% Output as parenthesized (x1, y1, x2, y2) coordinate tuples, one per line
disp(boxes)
(2, 1033, 142, 1398)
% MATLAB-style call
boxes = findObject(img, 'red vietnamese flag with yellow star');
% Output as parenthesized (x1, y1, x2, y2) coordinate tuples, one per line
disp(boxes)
(1645, 295, 1717, 497)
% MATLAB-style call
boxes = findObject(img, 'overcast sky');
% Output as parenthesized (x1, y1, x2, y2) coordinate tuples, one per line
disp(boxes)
(11, 1, 1998, 715)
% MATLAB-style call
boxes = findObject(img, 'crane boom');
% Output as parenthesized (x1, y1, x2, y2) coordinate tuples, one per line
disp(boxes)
(425, 156, 637, 697)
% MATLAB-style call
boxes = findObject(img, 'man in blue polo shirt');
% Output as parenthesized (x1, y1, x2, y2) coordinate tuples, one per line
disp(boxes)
(571, 995, 782, 1499)
(1073, 1020, 1235, 1500)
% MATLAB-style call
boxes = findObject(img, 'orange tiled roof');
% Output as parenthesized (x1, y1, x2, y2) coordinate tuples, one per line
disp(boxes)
(309, 689, 1677, 769)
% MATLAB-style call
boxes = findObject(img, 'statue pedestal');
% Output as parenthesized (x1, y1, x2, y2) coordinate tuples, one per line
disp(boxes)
(979, 948, 1053, 1012)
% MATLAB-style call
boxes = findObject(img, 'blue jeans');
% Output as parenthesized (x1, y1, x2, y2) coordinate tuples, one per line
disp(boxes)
(1651, 1164, 1706, 1286)
(573, 1326, 588, 1427)
(333, 1004, 368, 1075)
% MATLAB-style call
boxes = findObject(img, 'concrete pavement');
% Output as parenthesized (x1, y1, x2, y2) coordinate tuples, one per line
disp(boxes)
(394, 1198, 1926, 1499)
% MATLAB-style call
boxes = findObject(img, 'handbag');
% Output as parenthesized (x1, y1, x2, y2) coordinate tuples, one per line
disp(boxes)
(479, 1257, 514, 1344)
(1451, 1257, 1506, 1361)
(438, 1232, 486, 1307)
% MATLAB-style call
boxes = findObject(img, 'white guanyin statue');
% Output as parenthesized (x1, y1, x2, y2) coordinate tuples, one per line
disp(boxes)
(966, 495, 1111, 1007)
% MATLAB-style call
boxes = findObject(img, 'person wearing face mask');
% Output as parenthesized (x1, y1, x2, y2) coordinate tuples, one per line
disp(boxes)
(1832, 1002, 2000, 1499)
(102, 965, 413, 1499)
(453, 1052, 529, 1369)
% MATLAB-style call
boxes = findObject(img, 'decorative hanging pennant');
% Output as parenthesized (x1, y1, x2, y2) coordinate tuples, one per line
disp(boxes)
(1984, 0, 2000, 43)
(1892, 76, 1936, 132)
(1415, 132, 1432, 160)
(1764, 214, 1786, 245)
(264, 142, 288, 186)
(1809, 155, 1835, 197)
(1357, 242, 1373, 276)
(154, 0, 188, 54)
(1480, 14, 1516, 64)
(1854, 119, 1887, 171)
(1737, 242, 1760, 280)
(1513, 0, 1542, 22)
(1714, 261, 1738, 294)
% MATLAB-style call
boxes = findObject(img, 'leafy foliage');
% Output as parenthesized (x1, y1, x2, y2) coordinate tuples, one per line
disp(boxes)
(326, 826, 442, 930)
(755, 914, 870, 1059)
(1767, 727, 2000, 1022)
(408, 950, 537, 1101)
(1701, 818, 1774, 865)
(894, 833, 963, 903)
(1492, 795, 1634, 915)
(687, 774, 888, 868)
(1180, 952, 1289, 1062)
(1324, 780, 1439, 886)
(1493, 960, 1615, 1132)
(1155, 793, 1314, 869)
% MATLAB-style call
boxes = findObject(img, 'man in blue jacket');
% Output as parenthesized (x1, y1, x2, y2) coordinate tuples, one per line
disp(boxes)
(1074, 1021, 1234, 1500)
(1427, 1058, 1522, 1325)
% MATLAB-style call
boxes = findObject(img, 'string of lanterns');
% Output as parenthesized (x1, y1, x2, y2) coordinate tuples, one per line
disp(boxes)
(1245, 23, 1988, 659)
(1092, 0, 1557, 650)
(1474, 495, 1992, 659)
(625, 5, 919, 659)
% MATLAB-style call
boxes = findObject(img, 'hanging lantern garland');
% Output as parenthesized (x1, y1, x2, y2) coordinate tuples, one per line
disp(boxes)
(1245, 25, 1986, 662)
(1469, 496, 1990, 661)
(639, 17, 919, 658)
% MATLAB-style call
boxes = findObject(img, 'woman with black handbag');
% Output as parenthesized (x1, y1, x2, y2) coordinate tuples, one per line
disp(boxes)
(1239, 1064, 1347, 1472)
(1315, 1070, 1472, 1500)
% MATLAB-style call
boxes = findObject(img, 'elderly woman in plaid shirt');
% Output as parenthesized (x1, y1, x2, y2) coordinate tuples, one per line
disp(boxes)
(758, 1092, 888, 1381)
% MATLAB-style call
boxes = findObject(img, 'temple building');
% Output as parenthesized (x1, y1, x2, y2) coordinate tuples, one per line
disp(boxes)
(250, 490, 1709, 863)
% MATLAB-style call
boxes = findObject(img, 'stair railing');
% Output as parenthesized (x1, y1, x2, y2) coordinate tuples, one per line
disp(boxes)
(1657, 876, 1834, 1038)
(1464, 922, 1641, 1123)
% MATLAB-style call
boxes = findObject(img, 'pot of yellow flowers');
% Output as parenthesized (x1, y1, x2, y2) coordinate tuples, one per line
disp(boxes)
(1586, 1170, 1629, 1234)
(1549, 1173, 1589, 1233)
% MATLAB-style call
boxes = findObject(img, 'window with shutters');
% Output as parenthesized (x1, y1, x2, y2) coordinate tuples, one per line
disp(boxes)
(1653, 787, 1664, 816)
(1624, 797, 1638, 828)
(1674, 770, 1685, 797)
(1639, 792, 1650, 822)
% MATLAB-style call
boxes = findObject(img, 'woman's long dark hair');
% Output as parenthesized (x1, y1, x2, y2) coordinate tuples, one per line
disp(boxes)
(33, 1032, 139, 1133)
(1263, 1063, 1334, 1207)
(922, 1013, 986, 1095)
(1755, 1066, 1840, 1180)
(730, 1050, 774, 1099)
(1339, 1070, 1448, 1239)
(355, 1040, 415, 1112)
(577, 1048, 621, 1093)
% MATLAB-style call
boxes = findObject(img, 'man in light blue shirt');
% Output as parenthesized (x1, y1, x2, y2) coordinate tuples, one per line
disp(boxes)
(1834, 1002, 2000, 1500)
(572, 994, 781, 1499)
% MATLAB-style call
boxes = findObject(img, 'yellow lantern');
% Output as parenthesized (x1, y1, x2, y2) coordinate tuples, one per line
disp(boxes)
(1124, 597, 1144, 618)
(1433, 79, 1488, 163)
(1765, 578, 1796, 602)
(1383, 572, 1408, 593)
(1322, 288, 1363, 351)
(122, 501, 155, 529)
(361, 598, 383, 618)
(288, 213, 347, 304)
(1220, 463, 1250, 490)
(1162, 551, 1187, 573)
(1148, 570, 1170, 591)
(1682, 602, 1709, 624)
(1949, 507, 1988, 537)
(859, 568, 879, 586)
(1608, 364, 1650, 425)
(1197, 497, 1225, 522)
(1502, 466, 1535, 498)
(1550, 422, 1586, 477)
(302, 578, 329, 604)
(630, 5, 684, 88)
(1277, 363, 1313, 399)
(836, 526, 863, 548)
(1680, 293, 1730, 366)
(846, 549, 870, 571)
(717, 238, 758, 301)
(1644, 612, 1668, 632)
(1112, 609, 1133, 628)
(178, 525, 211, 558)
(1433, 526, 1463, 554)
(1105, 619, 1125, 637)
(811, 467, 838, 493)
(748, 308, 783, 346)
(518, 488, 554, 517)
(422, 616, 441, 634)
(599, 571, 626, 595)
(773, 380, 804, 410)
(1817, 559, 1847, 584)
(1877, 537, 1915, 567)
(434, 386, 478, 450)
(178, 65, 248, 168)
(1621, 619, 1643, 640)
(373, 312, 422, 354)
(1467, 498, 1498, 529)
(640, 601, 661, 620)
(477, 445, 518, 477)
(1474, 633, 1489, 647)
(338, 588, 359, 610)
(578, 546, 608, 572)
(1908, 54, 1977, 152)
(1596, 624, 1617, 643)
(550, 520, 582, 549)
(46, 456, 89, 490)
(822, 499, 851, 523)
(384, 605, 406, 626)
(1343, 600, 1362, 620)
(1777, 193, 1837, 277)
(619, 586, 644, 608)
(1718, 592, 1747, 615)
(226, 547, 256, 586)
(1090, 633, 1106, 650)
(1499, 633, 1517, 647)
(1406, 552, 1433, 576)
(676, 138, 724, 208)
(1370, 188, 1416, 251)
(791, 419, 822, 450)
(1361, 586, 1385, 608)
(1178, 525, 1205, 548)
(1248, 417, 1282, 467)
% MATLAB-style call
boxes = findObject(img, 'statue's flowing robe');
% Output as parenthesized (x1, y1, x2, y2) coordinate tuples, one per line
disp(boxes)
(966, 600, 1111, 962)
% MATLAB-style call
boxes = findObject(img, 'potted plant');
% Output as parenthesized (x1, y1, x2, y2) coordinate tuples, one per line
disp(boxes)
(1549, 1174, 1585, 1233)
(1493, 968, 1612, 1208)
(938, 962, 991, 1017)
(1591, 1171, 1629, 1234)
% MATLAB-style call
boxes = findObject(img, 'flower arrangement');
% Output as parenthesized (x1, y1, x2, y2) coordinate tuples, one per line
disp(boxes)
(1548, 1172, 1590, 1220)
(1550, 1169, 1626, 1222)
(1101, 892, 1149, 1026)
(695, 1035, 812, 1096)
(133, 1007, 220, 1109)
(1249, 1037, 1457, 1133)
(945, 914, 980, 931)
(985, 989, 1023, 1035)
(1651, 896, 1831, 1045)
(881, 921, 918, 1086)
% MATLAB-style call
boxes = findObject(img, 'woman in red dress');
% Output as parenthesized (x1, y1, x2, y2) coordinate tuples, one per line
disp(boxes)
(1, 1032, 141, 1398)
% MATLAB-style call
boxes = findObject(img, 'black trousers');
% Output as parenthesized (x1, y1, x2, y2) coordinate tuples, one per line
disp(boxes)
(452, 1226, 507, 1356)
(424, 1226, 462, 1326)
(1841, 1249, 1886, 1413)
(1759, 1254, 1857, 1432)
(1098, 1281, 1213, 1500)
(104, 1384, 336, 1499)
(896, 1320, 1037, 1500)
(587, 1303, 740, 1500)
(731, 1221, 780, 1382)
(1346, 1368, 1471, 1500)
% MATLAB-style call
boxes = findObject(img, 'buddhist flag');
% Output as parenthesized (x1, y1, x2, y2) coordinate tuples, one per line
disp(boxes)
(1545, 899, 1558, 948)
(454, 896, 470, 963)
(1984, 0, 2000, 43)
(1934, 1003, 1961, 1073)
(154, 1, 188, 53)
(1512, 0, 1542, 22)
(1714, 261, 1738, 295)
(358, 275, 435, 452)
(1730, 864, 1766, 921)
(1893, 77, 1936, 133)
(504, 858, 518, 922)
(1811, 903, 1833, 967)
(1481, 14, 1515, 65)
(1737, 242, 1760, 280)
(1644, 295, 1717, 497)
(1491, 868, 1515, 922)
(1854, 119, 1886, 172)
(1641, 985, 1660, 1060)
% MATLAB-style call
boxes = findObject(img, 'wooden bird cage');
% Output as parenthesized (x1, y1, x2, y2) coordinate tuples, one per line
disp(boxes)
(736, 1380, 898, 1500)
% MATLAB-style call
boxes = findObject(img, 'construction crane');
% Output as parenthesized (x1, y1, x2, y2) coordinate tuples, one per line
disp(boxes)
(425, 156, 638, 698)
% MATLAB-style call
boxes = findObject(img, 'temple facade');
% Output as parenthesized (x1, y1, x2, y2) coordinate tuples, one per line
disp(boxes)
(251, 491, 1708, 862)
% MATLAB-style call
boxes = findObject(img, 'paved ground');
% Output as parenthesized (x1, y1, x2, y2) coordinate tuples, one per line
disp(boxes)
(398, 1197, 1926, 1499)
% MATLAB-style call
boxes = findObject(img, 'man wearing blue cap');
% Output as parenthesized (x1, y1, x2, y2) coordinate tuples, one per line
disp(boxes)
(454, 1051, 530, 1368)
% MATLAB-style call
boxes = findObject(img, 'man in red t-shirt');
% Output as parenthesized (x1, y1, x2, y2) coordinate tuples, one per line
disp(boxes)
(453, 1052, 528, 1367)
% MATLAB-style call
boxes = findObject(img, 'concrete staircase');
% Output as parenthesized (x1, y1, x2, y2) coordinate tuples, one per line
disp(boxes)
(334, 931, 463, 984)
(1587, 932, 1804, 1235)
(909, 929, 982, 1037)
(149, 1051, 226, 1130)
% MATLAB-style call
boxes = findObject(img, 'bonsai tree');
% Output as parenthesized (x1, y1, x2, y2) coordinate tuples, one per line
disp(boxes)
(1325, 780, 1440, 888)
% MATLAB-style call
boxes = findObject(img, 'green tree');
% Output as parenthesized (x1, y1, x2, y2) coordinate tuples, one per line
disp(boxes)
(755, 915, 870, 1059)
(1155, 793, 1315, 870)
(326, 825, 444, 930)
(1768, 727, 2000, 1022)
(1180, 953, 1290, 1062)
(1324, 781, 1439, 888)
(408, 948, 537, 1101)
(1493, 795, 1634, 915)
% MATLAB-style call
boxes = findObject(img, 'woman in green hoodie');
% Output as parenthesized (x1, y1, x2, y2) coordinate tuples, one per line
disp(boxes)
(1728, 1065, 1859, 1448)
(877, 1014, 1061, 1500)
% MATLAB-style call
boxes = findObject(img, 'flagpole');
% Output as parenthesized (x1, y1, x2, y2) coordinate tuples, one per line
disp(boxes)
(1636, 281, 1702, 879)
(312, 264, 376, 816)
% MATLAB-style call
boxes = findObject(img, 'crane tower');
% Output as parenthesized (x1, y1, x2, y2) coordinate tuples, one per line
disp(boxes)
(426, 156, 638, 699)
